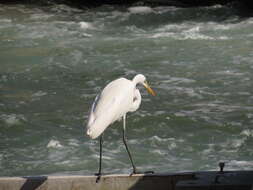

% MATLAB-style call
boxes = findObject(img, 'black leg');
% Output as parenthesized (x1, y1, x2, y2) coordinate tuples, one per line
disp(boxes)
(95, 135, 103, 183)
(122, 115, 137, 174)
(122, 115, 155, 175)
(124, 132, 154, 175)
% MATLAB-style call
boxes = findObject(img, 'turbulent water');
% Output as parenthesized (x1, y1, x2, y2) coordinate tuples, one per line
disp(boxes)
(1, 3, 253, 177)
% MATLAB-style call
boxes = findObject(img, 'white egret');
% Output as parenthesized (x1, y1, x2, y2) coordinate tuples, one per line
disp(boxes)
(86, 74, 156, 181)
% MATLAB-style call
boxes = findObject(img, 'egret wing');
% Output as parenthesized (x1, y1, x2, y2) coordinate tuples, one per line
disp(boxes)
(87, 78, 133, 139)
(87, 93, 100, 127)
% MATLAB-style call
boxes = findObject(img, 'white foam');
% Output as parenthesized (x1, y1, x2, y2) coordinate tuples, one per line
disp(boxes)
(31, 91, 48, 101)
(240, 129, 253, 137)
(173, 87, 202, 98)
(1, 114, 26, 126)
(150, 135, 170, 142)
(111, 10, 123, 17)
(201, 144, 215, 155)
(153, 6, 180, 14)
(5, 115, 20, 125)
(209, 4, 223, 9)
(151, 32, 174, 38)
(174, 112, 186, 117)
(0, 18, 12, 23)
(163, 77, 196, 84)
(29, 13, 53, 21)
(215, 70, 244, 76)
(229, 160, 253, 168)
(68, 139, 79, 147)
(47, 140, 63, 148)
(151, 149, 167, 155)
(213, 24, 232, 30)
(231, 138, 245, 148)
(154, 110, 166, 116)
(182, 26, 213, 40)
(32, 91, 47, 97)
(79, 21, 94, 30)
(168, 142, 177, 150)
(152, 22, 230, 40)
(128, 6, 153, 14)
(155, 23, 189, 32)
(247, 114, 253, 119)
(81, 33, 92, 38)
(151, 29, 214, 40)
(0, 75, 8, 82)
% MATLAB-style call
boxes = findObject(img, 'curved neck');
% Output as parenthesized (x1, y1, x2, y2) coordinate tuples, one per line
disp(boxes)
(130, 89, 141, 112)
(132, 75, 144, 86)
(132, 77, 138, 85)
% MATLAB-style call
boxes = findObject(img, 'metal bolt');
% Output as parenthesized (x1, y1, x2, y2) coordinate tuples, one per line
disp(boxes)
(219, 162, 225, 173)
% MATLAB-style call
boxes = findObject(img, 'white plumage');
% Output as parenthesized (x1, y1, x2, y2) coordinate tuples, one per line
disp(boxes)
(87, 74, 155, 139)
(86, 74, 155, 179)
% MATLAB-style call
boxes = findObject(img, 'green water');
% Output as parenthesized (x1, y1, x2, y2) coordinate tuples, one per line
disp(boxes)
(0, 3, 253, 177)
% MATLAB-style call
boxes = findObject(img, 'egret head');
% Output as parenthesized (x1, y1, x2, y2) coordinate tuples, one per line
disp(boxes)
(133, 74, 156, 96)
(133, 74, 146, 83)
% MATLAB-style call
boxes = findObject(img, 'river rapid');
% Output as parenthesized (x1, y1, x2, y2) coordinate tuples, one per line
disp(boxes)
(0, 3, 253, 176)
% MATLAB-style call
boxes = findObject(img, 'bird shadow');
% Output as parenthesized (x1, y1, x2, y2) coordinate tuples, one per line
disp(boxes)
(128, 172, 195, 190)
(20, 176, 48, 190)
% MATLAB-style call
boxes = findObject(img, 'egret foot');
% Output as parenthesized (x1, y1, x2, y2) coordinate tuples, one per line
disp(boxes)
(95, 173, 102, 183)
(130, 170, 154, 176)
(130, 168, 139, 176)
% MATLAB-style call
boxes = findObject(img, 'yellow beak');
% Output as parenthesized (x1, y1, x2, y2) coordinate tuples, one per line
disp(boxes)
(143, 81, 156, 96)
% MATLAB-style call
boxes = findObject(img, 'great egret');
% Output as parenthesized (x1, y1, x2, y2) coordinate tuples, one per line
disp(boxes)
(86, 74, 156, 182)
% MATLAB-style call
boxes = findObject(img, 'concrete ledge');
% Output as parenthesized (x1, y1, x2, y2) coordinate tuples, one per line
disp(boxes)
(0, 171, 253, 190)
(0, 173, 194, 190)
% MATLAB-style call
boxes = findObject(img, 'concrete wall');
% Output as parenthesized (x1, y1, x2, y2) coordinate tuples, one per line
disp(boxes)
(0, 171, 253, 190)
(0, 173, 194, 190)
